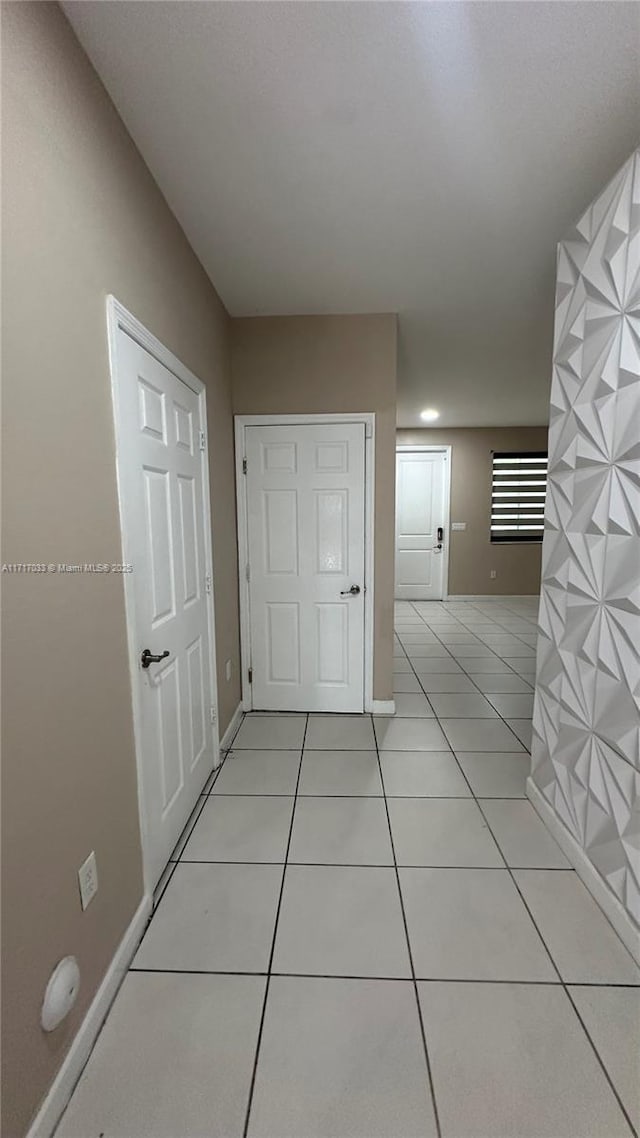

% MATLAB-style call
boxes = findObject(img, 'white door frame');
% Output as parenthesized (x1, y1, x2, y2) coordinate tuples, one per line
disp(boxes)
(395, 444, 452, 601)
(106, 295, 220, 893)
(235, 413, 375, 712)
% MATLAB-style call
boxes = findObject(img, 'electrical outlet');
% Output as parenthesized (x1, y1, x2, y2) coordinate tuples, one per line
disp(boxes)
(225, 659, 232, 682)
(490, 570, 497, 580)
(78, 851, 98, 911)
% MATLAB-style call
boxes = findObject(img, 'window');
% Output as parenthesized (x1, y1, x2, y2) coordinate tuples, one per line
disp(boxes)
(490, 452, 547, 543)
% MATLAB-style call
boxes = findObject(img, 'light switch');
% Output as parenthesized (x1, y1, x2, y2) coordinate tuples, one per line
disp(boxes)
(451, 522, 467, 531)
(78, 850, 98, 910)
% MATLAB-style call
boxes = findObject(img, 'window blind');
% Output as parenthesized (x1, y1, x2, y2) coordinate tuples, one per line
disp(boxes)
(490, 452, 547, 543)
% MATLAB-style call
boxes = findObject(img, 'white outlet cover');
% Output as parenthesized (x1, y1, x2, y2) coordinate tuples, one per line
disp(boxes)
(225, 659, 232, 682)
(41, 956, 80, 1032)
(78, 850, 98, 910)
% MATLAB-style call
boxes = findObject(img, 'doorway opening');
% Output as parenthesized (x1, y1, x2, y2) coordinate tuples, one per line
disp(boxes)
(235, 414, 375, 713)
(107, 297, 220, 892)
(395, 445, 451, 601)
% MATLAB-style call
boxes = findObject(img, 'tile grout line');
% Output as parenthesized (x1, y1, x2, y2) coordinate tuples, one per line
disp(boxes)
(51, 731, 247, 1137)
(565, 987, 639, 1138)
(407, 601, 635, 942)
(190, 793, 530, 800)
(474, 789, 639, 1138)
(134, 611, 633, 1137)
(404, 603, 640, 971)
(167, 859, 579, 870)
(402, 604, 637, 1138)
(396, 610, 528, 768)
(148, 705, 247, 926)
(125, 966, 640, 988)
(396, 643, 533, 709)
(397, 598, 537, 656)
(372, 712, 443, 1138)
(403, 601, 533, 753)
(150, 741, 236, 917)
(241, 713, 309, 1138)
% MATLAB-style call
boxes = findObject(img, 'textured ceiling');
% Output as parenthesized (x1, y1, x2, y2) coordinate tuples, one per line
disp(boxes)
(63, 1, 640, 427)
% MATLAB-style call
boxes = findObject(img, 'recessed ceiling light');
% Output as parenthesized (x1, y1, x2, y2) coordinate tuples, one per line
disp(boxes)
(420, 408, 440, 422)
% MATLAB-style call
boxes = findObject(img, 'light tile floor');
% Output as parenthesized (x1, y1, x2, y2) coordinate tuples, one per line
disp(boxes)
(57, 598, 640, 1138)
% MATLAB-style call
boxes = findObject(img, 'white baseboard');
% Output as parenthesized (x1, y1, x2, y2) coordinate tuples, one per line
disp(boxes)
(224, 701, 394, 722)
(27, 893, 152, 1138)
(370, 699, 395, 714)
(526, 777, 640, 965)
(219, 702, 243, 750)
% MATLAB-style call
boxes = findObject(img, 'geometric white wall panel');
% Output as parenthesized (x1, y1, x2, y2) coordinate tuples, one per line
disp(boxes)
(532, 149, 640, 927)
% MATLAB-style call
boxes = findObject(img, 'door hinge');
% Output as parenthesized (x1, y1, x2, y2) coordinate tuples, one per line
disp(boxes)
(210, 706, 217, 725)
(242, 457, 247, 474)
(245, 563, 250, 582)
(199, 430, 206, 451)
(205, 572, 212, 594)
(248, 667, 253, 684)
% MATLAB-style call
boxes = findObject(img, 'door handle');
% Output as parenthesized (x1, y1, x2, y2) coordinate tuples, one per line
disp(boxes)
(437, 526, 444, 543)
(340, 585, 361, 596)
(141, 648, 170, 669)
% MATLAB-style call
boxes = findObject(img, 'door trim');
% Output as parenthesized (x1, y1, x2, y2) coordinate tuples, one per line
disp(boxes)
(106, 295, 220, 894)
(235, 413, 375, 712)
(395, 445, 452, 601)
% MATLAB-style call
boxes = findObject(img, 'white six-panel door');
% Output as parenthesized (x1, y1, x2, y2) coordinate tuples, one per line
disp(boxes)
(113, 328, 218, 890)
(245, 423, 366, 711)
(395, 449, 448, 600)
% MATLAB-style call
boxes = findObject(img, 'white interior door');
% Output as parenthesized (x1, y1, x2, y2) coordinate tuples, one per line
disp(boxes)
(395, 449, 448, 600)
(113, 328, 218, 890)
(245, 422, 366, 711)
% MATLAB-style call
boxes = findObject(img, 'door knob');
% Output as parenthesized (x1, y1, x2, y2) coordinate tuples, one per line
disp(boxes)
(340, 585, 361, 596)
(141, 648, 170, 669)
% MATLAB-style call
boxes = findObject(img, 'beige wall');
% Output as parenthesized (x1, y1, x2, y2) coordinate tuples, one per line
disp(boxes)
(396, 427, 549, 595)
(231, 315, 397, 701)
(1, 5, 241, 1134)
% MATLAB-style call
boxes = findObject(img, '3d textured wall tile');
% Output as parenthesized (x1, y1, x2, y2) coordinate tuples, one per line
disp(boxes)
(532, 149, 640, 927)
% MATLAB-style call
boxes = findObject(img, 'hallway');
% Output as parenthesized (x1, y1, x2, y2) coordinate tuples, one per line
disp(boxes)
(56, 599, 639, 1138)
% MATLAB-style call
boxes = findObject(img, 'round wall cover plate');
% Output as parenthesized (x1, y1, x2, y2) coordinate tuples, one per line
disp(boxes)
(41, 956, 80, 1032)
